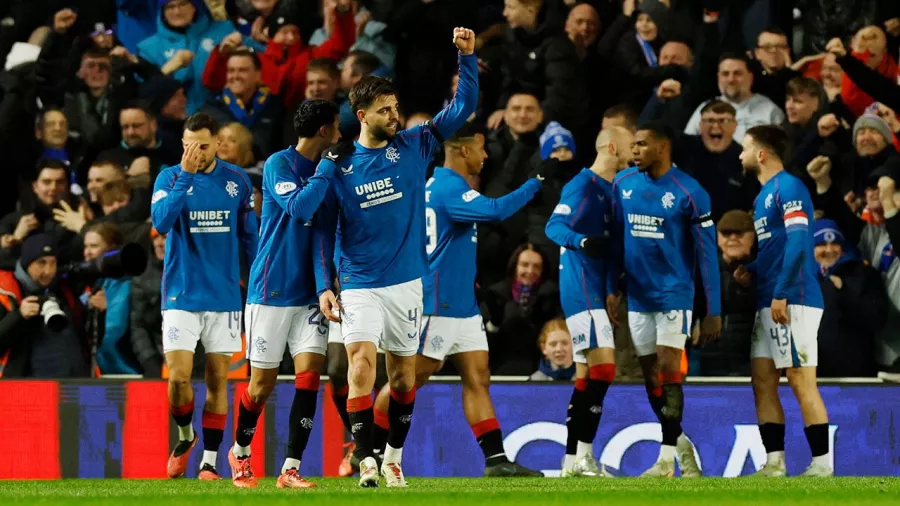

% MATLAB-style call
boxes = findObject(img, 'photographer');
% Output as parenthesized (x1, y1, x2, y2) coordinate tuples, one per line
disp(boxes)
(0, 234, 89, 378)
(81, 222, 140, 376)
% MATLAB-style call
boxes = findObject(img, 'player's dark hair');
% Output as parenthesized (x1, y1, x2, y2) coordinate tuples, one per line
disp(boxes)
(121, 100, 155, 120)
(184, 112, 219, 135)
(349, 75, 395, 113)
(346, 50, 382, 78)
(602, 104, 638, 130)
(719, 51, 752, 70)
(307, 57, 340, 79)
(32, 158, 70, 181)
(293, 99, 340, 138)
(445, 122, 485, 146)
(506, 243, 548, 283)
(637, 121, 676, 144)
(700, 100, 737, 117)
(746, 125, 789, 162)
(227, 48, 262, 70)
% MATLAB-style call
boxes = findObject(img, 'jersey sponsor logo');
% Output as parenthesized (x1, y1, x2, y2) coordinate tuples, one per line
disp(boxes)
(698, 212, 714, 228)
(622, 189, 633, 199)
(151, 190, 168, 204)
(765, 194, 773, 209)
(386, 146, 400, 163)
(226, 180, 239, 198)
(274, 181, 297, 195)
(356, 177, 402, 208)
(572, 333, 586, 345)
(189, 210, 232, 233)
(661, 192, 675, 209)
(553, 204, 572, 215)
(627, 214, 665, 239)
(462, 190, 480, 202)
(754, 216, 771, 241)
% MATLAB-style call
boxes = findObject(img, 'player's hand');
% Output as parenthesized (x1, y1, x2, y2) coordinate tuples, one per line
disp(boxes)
(220, 32, 243, 52)
(579, 235, 607, 258)
(829, 275, 843, 290)
(817, 113, 840, 138)
(319, 290, 341, 322)
(528, 158, 559, 182)
(19, 296, 41, 320)
(696, 315, 722, 346)
(733, 265, 752, 287)
(181, 142, 202, 174)
(14, 213, 40, 241)
(605, 293, 621, 328)
(486, 109, 505, 130)
(453, 27, 476, 55)
(53, 8, 78, 34)
(825, 37, 847, 58)
(323, 141, 355, 163)
(657, 79, 682, 100)
(770, 298, 789, 325)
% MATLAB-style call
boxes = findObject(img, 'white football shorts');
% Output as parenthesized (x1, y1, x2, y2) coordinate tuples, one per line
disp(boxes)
(245, 304, 328, 369)
(751, 305, 822, 369)
(418, 314, 488, 361)
(339, 279, 423, 357)
(628, 310, 692, 357)
(565, 309, 615, 364)
(162, 310, 242, 355)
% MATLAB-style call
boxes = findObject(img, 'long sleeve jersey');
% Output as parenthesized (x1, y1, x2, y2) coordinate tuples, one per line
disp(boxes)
(750, 170, 823, 309)
(424, 167, 540, 317)
(151, 159, 259, 312)
(611, 166, 721, 316)
(319, 53, 479, 291)
(247, 147, 336, 307)
(545, 168, 615, 318)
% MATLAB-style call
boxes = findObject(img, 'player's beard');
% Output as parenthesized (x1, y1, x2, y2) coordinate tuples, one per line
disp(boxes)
(370, 121, 399, 142)
(743, 162, 760, 178)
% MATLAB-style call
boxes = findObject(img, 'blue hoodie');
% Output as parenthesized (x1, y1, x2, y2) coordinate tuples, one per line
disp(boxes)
(137, 1, 249, 113)
(116, 0, 160, 53)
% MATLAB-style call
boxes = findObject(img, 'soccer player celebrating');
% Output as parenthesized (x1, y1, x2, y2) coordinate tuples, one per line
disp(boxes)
(317, 27, 479, 488)
(151, 113, 259, 480)
(371, 123, 550, 477)
(736, 125, 831, 477)
(546, 126, 633, 477)
(227, 99, 343, 489)
(610, 122, 721, 477)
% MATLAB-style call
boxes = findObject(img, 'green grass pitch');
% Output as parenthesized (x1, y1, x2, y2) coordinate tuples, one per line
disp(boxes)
(2, 477, 900, 505)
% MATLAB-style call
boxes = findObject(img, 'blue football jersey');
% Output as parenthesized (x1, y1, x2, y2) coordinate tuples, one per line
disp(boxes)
(247, 147, 335, 307)
(611, 166, 721, 316)
(546, 168, 615, 317)
(751, 170, 823, 309)
(151, 159, 259, 312)
(424, 167, 540, 317)
(319, 53, 479, 291)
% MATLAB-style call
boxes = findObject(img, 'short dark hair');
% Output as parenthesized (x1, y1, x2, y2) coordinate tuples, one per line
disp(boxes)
(602, 104, 638, 129)
(700, 100, 737, 117)
(637, 121, 675, 144)
(307, 58, 339, 80)
(786, 76, 822, 100)
(35, 107, 66, 130)
(445, 122, 485, 147)
(293, 99, 340, 138)
(33, 158, 69, 181)
(346, 50, 382, 78)
(227, 48, 261, 70)
(98, 180, 131, 207)
(746, 125, 789, 162)
(758, 25, 787, 40)
(184, 112, 219, 135)
(349, 75, 395, 113)
(82, 47, 110, 60)
(86, 221, 124, 249)
(121, 100, 155, 120)
(719, 52, 752, 70)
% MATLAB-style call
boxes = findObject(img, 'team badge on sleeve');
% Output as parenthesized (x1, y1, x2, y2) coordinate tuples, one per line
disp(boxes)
(783, 201, 808, 232)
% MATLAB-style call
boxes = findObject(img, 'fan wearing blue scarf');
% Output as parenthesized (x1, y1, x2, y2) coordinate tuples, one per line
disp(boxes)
(813, 219, 861, 283)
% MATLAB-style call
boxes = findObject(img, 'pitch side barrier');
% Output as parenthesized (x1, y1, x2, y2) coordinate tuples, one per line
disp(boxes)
(0, 378, 897, 479)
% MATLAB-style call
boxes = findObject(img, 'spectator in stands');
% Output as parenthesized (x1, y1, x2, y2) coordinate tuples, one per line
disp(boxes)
(798, 0, 881, 55)
(305, 58, 339, 102)
(673, 100, 756, 222)
(819, 54, 844, 103)
(137, 0, 253, 113)
(816, 110, 899, 198)
(827, 26, 897, 118)
(200, 48, 282, 159)
(611, 5, 662, 108)
(308, 2, 397, 70)
(489, 0, 587, 136)
(337, 50, 383, 139)
(216, 122, 256, 168)
(565, 3, 608, 140)
(602, 104, 638, 132)
(530, 318, 575, 381)
(750, 26, 800, 109)
(139, 75, 189, 139)
(201, 1, 356, 112)
(0, 234, 89, 378)
(813, 219, 888, 377)
(482, 243, 561, 376)
(92, 180, 151, 243)
(97, 101, 182, 180)
(0, 160, 83, 264)
(685, 53, 785, 142)
(82, 222, 140, 376)
(692, 210, 754, 377)
(86, 160, 127, 207)
(784, 77, 827, 186)
(131, 226, 166, 377)
(33, 108, 80, 172)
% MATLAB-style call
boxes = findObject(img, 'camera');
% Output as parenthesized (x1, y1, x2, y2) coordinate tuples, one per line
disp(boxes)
(62, 243, 147, 281)
(37, 295, 67, 332)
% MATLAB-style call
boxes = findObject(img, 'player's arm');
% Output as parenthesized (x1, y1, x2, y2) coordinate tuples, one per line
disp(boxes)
(238, 178, 260, 266)
(445, 178, 541, 223)
(311, 192, 338, 296)
(545, 181, 587, 249)
(429, 29, 479, 142)
(605, 181, 624, 296)
(773, 186, 811, 300)
(150, 168, 193, 234)
(267, 152, 339, 224)
(688, 187, 722, 317)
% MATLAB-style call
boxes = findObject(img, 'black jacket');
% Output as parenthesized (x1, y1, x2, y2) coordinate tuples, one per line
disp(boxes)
(674, 135, 758, 223)
(799, 0, 880, 55)
(751, 63, 800, 112)
(818, 260, 889, 377)
(0, 202, 84, 266)
(130, 252, 163, 377)
(694, 256, 755, 376)
(200, 91, 284, 161)
(96, 137, 183, 182)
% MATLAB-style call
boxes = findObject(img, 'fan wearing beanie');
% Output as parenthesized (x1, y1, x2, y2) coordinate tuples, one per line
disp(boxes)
(0, 234, 89, 378)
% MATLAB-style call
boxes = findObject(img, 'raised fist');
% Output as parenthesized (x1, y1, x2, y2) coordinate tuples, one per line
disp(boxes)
(825, 37, 847, 58)
(806, 155, 832, 181)
(817, 113, 840, 138)
(53, 8, 77, 34)
(657, 79, 682, 101)
(453, 27, 476, 55)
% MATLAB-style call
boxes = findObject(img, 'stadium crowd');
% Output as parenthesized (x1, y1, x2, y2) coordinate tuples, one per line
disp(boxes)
(0, 0, 899, 382)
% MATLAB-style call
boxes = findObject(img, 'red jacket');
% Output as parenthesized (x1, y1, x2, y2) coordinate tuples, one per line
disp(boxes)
(203, 11, 356, 111)
(842, 50, 899, 118)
